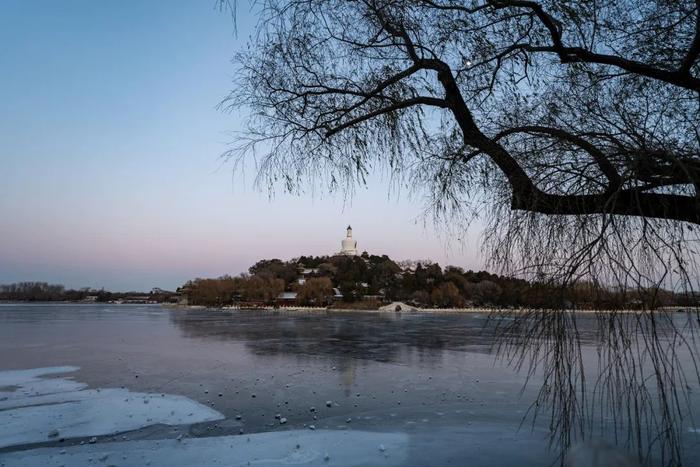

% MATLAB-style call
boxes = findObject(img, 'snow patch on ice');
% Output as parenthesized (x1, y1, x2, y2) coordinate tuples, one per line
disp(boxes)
(0, 367, 223, 449)
(0, 367, 80, 388)
(0, 429, 409, 466)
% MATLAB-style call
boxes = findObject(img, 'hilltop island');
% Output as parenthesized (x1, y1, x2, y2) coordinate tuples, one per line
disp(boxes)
(178, 227, 689, 311)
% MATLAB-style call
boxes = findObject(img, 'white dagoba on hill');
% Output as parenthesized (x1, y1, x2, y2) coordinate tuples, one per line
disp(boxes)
(339, 225, 358, 256)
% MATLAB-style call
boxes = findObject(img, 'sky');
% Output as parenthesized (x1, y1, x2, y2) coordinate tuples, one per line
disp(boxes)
(0, 0, 483, 291)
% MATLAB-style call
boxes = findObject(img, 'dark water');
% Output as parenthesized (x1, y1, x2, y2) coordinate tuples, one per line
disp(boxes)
(1, 303, 699, 466)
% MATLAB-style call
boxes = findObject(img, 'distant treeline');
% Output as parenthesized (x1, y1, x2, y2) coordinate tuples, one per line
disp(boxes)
(0, 282, 175, 303)
(0, 282, 93, 301)
(180, 253, 693, 309)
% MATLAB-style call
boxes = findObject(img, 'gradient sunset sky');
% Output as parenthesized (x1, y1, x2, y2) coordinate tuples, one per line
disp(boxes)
(0, 0, 483, 291)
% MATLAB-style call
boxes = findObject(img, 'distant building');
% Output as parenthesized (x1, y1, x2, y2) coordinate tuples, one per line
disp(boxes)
(296, 267, 320, 285)
(277, 291, 298, 304)
(298, 268, 320, 275)
(339, 225, 358, 256)
(121, 295, 155, 304)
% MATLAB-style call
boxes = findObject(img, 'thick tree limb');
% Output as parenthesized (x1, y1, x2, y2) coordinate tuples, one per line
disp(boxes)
(513, 190, 700, 224)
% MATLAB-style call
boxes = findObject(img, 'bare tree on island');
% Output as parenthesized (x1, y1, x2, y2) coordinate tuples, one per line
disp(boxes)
(222, 2, 700, 465)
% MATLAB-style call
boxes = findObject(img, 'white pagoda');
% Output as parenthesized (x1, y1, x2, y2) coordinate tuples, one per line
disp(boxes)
(339, 225, 358, 256)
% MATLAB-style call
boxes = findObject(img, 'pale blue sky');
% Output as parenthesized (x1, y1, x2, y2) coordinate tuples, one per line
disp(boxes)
(0, 0, 482, 291)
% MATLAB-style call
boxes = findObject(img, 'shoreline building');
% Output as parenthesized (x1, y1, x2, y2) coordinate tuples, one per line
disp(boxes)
(339, 225, 358, 256)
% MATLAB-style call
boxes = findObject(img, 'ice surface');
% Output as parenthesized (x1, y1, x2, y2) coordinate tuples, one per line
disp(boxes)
(0, 367, 223, 448)
(0, 430, 409, 466)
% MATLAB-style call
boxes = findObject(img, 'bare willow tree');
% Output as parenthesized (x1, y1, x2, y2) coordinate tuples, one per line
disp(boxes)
(225, 0, 700, 289)
(222, 3, 700, 464)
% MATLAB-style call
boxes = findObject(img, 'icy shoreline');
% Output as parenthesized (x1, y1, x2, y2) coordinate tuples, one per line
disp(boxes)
(0, 367, 223, 449)
(171, 304, 689, 314)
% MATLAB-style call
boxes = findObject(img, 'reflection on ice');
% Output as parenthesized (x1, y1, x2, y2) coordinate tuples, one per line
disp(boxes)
(0, 429, 409, 467)
(0, 367, 223, 449)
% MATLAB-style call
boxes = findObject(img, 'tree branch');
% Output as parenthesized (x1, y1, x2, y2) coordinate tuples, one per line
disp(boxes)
(495, 125, 622, 189)
(325, 96, 448, 137)
(492, 0, 700, 92)
(679, 1, 700, 74)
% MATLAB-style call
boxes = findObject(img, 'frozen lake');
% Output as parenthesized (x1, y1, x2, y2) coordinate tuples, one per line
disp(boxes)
(1, 304, 699, 466)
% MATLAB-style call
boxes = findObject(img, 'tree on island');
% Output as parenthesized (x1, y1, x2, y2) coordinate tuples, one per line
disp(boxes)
(248, 259, 298, 284)
(224, 0, 699, 291)
(297, 277, 334, 305)
(240, 274, 285, 303)
(430, 281, 465, 308)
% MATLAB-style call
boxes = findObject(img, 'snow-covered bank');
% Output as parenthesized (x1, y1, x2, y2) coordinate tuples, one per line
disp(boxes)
(0, 430, 409, 466)
(0, 367, 223, 449)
